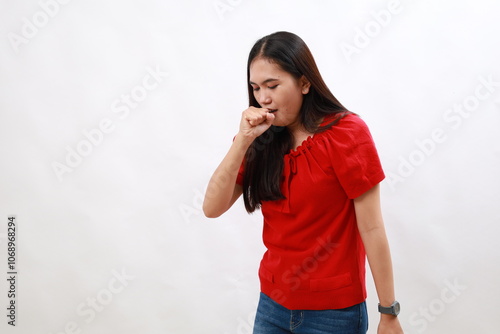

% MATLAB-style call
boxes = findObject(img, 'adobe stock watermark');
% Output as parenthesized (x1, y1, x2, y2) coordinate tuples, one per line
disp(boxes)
(213, 0, 244, 21)
(217, 235, 336, 334)
(47, 267, 134, 334)
(339, 0, 403, 64)
(195, 125, 286, 222)
(179, 187, 205, 224)
(51, 65, 169, 182)
(267, 236, 337, 305)
(386, 74, 500, 190)
(408, 278, 467, 333)
(7, 0, 73, 54)
(223, 301, 258, 334)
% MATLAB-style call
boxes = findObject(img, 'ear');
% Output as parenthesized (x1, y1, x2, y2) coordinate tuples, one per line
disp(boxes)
(300, 76, 311, 94)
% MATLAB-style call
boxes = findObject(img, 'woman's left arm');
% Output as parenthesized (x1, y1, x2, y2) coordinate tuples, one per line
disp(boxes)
(354, 183, 404, 334)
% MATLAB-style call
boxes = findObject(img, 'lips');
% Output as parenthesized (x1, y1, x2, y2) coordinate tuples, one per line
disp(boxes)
(268, 109, 278, 113)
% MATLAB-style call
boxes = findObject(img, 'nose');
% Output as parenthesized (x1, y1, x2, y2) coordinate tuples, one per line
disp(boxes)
(257, 91, 272, 107)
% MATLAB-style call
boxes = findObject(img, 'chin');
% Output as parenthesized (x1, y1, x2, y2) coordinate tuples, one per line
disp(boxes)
(270, 116, 284, 127)
(274, 118, 294, 128)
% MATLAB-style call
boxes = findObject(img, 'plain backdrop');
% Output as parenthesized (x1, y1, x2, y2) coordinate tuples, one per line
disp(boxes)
(1, 0, 499, 333)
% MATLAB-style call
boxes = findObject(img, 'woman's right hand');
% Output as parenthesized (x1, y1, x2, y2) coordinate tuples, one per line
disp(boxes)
(203, 107, 274, 218)
(204, 107, 274, 218)
(238, 107, 275, 141)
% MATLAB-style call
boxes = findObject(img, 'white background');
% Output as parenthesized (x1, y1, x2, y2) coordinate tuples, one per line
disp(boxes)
(1, 0, 499, 333)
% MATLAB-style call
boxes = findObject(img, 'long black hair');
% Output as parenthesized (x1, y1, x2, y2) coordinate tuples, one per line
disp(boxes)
(243, 31, 350, 213)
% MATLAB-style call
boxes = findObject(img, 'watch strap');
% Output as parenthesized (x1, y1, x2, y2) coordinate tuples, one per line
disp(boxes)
(378, 301, 400, 316)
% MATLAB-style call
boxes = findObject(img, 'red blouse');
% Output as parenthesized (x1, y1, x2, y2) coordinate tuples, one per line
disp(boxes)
(236, 114, 385, 310)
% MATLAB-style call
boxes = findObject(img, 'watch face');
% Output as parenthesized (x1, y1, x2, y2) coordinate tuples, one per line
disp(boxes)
(393, 301, 401, 315)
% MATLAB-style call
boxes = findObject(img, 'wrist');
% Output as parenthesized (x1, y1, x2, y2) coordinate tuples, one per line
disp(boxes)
(380, 313, 398, 321)
(234, 132, 255, 148)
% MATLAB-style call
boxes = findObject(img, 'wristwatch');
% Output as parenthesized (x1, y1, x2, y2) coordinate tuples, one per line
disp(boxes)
(378, 301, 400, 316)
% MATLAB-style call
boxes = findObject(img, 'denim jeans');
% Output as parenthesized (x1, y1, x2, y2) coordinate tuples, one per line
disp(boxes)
(253, 293, 368, 334)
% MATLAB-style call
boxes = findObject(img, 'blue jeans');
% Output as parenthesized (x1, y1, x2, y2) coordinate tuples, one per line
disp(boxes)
(253, 293, 368, 334)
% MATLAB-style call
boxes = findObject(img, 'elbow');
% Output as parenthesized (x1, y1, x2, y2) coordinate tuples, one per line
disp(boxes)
(203, 209, 221, 219)
(202, 202, 223, 219)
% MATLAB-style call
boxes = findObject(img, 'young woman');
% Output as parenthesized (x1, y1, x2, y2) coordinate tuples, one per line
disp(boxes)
(203, 31, 404, 334)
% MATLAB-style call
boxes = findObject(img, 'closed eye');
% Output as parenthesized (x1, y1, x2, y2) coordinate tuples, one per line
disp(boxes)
(252, 84, 278, 92)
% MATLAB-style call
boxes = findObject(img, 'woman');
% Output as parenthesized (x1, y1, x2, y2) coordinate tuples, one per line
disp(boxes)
(203, 31, 403, 334)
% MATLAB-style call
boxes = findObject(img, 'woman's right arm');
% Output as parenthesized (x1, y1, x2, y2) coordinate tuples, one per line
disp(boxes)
(203, 107, 275, 218)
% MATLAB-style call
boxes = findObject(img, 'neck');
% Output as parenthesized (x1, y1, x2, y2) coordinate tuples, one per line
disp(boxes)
(287, 124, 312, 150)
(287, 116, 324, 137)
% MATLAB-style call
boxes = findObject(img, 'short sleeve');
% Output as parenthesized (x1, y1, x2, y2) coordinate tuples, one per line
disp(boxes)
(323, 115, 385, 199)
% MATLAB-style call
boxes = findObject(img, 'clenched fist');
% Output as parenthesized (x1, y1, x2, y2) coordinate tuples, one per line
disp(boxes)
(239, 106, 276, 141)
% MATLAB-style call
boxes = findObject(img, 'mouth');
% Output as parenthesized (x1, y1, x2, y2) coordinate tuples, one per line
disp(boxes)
(268, 109, 278, 113)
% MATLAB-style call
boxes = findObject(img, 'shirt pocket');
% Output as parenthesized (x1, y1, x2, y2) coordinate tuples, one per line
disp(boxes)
(259, 265, 274, 283)
(310, 272, 352, 291)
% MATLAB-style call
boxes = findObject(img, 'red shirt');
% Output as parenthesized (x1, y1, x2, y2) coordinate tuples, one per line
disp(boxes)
(237, 114, 385, 310)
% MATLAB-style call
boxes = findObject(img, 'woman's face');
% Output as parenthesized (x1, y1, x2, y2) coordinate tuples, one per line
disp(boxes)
(249, 58, 310, 129)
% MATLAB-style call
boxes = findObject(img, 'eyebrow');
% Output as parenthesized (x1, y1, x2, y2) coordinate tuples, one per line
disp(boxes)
(249, 78, 279, 85)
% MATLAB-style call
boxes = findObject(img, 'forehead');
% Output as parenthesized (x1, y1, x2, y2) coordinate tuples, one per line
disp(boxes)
(249, 58, 289, 83)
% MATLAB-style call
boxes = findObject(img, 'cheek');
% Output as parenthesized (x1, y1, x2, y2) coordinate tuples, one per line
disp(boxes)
(287, 91, 303, 110)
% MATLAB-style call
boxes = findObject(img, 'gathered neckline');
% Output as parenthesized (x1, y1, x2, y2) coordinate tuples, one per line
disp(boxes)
(286, 115, 338, 157)
(288, 135, 315, 157)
